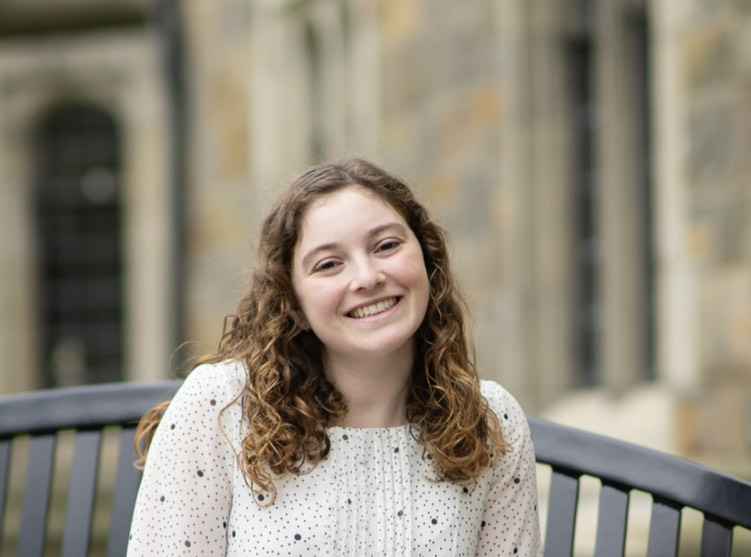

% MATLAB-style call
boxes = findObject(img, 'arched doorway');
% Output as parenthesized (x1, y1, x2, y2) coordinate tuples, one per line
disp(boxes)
(34, 102, 124, 387)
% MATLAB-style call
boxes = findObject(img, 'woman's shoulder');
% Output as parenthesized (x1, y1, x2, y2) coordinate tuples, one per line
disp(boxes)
(175, 359, 247, 405)
(480, 379, 523, 411)
(480, 380, 530, 437)
(161, 360, 247, 447)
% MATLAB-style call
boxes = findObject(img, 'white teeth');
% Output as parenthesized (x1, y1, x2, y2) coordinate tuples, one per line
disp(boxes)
(349, 297, 398, 319)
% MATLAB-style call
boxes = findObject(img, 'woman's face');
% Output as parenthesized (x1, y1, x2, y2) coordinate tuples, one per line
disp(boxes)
(292, 185, 430, 362)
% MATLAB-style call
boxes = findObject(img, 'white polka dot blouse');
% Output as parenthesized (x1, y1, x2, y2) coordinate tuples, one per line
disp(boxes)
(127, 361, 541, 556)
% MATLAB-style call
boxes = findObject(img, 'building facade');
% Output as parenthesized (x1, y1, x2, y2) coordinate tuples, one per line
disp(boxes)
(1, 0, 749, 480)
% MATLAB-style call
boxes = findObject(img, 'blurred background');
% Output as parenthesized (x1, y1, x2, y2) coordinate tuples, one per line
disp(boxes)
(0, 0, 749, 554)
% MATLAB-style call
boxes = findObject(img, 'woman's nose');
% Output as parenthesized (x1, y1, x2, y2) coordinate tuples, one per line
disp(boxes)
(349, 261, 386, 291)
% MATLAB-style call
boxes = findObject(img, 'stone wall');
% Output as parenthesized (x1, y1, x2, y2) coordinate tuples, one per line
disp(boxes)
(178, 0, 257, 363)
(676, 0, 751, 460)
(0, 0, 748, 467)
(378, 0, 511, 390)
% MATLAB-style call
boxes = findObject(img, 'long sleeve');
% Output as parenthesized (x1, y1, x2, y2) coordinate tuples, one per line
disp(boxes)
(476, 382, 541, 557)
(127, 362, 244, 556)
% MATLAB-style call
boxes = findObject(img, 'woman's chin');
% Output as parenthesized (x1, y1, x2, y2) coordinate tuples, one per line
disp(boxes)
(326, 331, 416, 363)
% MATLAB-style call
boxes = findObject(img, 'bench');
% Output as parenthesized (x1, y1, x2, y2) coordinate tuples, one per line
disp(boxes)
(1, 381, 749, 556)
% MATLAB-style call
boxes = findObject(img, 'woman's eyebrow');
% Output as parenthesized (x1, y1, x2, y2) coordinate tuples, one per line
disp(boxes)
(368, 222, 407, 239)
(300, 222, 407, 269)
(301, 242, 339, 269)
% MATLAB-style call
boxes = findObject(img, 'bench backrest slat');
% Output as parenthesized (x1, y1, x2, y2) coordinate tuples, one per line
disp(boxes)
(19, 435, 57, 557)
(646, 498, 681, 557)
(593, 483, 629, 557)
(62, 430, 102, 557)
(700, 516, 733, 557)
(543, 469, 579, 557)
(0, 440, 10, 546)
(107, 427, 141, 557)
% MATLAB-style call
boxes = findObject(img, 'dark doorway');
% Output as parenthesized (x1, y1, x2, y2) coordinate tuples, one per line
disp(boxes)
(34, 103, 124, 387)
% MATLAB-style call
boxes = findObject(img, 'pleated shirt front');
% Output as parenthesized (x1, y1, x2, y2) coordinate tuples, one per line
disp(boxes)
(127, 361, 541, 556)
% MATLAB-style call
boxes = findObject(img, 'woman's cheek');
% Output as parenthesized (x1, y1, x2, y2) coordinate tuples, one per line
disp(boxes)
(398, 250, 429, 285)
(314, 280, 348, 312)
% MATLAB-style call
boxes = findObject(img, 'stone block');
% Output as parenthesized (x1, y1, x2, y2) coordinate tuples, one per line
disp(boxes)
(687, 97, 740, 186)
(676, 396, 703, 454)
(683, 19, 736, 90)
(699, 267, 751, 372)
(697, 382, 749, 453)
(381, 0, 423, 44)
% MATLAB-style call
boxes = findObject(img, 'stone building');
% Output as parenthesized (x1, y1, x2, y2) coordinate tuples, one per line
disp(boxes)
(1, 0, 749, 550)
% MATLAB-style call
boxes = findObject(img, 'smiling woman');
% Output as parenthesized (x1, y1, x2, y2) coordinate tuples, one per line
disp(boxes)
(127, 159, 541, 556)
(292, 186, 430, 407)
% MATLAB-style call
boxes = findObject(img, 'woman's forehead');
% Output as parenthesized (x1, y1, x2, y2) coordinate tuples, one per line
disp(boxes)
(295, 186, 409, 255)
(298, 186, 404, 238)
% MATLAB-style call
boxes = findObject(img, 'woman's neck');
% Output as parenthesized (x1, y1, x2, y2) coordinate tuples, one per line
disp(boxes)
(324, 344, 413, 428)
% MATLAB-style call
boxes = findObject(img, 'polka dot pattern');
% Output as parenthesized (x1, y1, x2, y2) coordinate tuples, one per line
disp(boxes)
(127, 361, 541, 556)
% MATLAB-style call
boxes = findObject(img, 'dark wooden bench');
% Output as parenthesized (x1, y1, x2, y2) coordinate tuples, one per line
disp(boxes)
(0, 382, 180, 557)
(1, 382, 749, 556)
(533, 418, 751, 557)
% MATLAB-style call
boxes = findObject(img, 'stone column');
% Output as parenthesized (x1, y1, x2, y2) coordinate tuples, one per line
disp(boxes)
(122, 39, 173, 383)
(594, 0, 648, 393)
(249, 1, 313, 213)
(528, 0, 576, 406)
(347, 0, 382, 158)
(0, 97, 37, 393)
(495, 0, 576, 408)
(649, 0, 700, 394)
(308, 0, 347, 159)
(495, 0, 538, 405)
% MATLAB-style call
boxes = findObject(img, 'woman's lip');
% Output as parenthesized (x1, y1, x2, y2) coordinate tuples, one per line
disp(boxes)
(345, 296, 402, 320)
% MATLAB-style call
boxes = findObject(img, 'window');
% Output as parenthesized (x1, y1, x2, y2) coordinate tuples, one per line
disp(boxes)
(35, 103, 124, 387)
(568, 3, 655, 387)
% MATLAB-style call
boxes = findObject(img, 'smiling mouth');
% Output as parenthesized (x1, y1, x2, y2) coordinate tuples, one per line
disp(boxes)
(347, 296, 401, 319)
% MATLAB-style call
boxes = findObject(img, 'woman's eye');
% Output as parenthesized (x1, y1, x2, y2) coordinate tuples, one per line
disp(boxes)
(313, 259, 339, 273)
(377, 239, 401, 252)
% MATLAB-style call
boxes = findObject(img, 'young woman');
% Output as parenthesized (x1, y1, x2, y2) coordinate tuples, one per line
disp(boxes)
(127, 159, 541, 556)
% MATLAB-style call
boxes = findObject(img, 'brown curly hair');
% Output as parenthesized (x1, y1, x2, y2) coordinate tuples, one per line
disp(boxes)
(135, 158, 506, 504)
